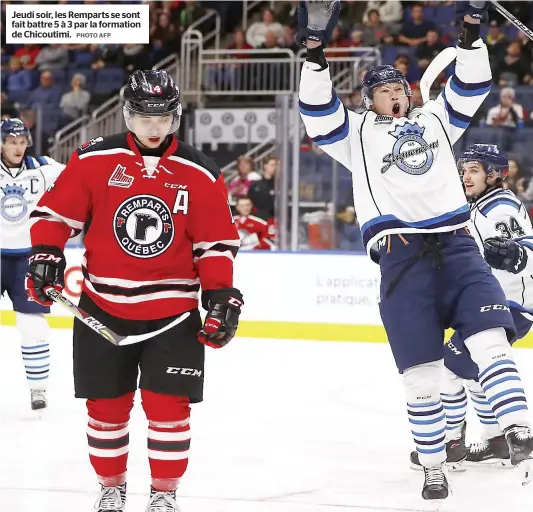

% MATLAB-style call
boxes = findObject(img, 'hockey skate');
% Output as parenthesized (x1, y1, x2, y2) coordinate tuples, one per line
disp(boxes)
(422, 464, 449, 506)
(146, 488, 181, 511)
(94, 483, 126, 511)
(504, 425, 533, 485)
(30, 389, 47, 411)
(463, 435, 512, 468)
(410, 423, 467, 472)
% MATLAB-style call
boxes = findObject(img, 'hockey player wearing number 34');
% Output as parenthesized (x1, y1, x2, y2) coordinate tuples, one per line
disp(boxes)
(0, 118, 65, 412)
(25, 69, 244, 512)
(297, 0, 533, 503)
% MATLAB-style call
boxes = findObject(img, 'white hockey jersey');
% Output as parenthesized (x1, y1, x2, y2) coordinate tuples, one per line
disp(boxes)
(0, 155, 65, 253)
(470, 188, 533, 318)
(299, 40, 492, 256)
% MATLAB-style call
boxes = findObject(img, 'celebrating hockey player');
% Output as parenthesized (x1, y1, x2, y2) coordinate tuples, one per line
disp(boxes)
(410, 145, 533, 470)
(25, 70, 243, 512)
(297, 0, 533, 501)
(0, 118, 64, 411)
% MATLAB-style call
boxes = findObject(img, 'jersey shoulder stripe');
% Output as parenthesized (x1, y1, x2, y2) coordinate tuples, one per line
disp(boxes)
(173, 141, 221, 181)
(477, 190, 522, 217)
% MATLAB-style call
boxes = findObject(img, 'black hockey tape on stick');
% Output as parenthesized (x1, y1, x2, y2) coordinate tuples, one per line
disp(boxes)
(491, 1, 533, 42)
(44, 287, 190, 346)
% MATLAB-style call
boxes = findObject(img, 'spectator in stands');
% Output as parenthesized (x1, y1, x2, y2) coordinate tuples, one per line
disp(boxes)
(486, 87, 526, 127)
(358, 9, 393, 47)
(34, 44, 69, 71)
(224, 28, 253, 90)
(246, 7, 283, 48)
(342, 0, 368, 26)
(398, 3, 434, 48)
(276, 0, 298, 29)
(1, 92, 18, 119)
(416, 29, 445, 72)
(335, 205, 364, 251)
(494, 40, 532, 87)
(411, 86, 423, 108)
(91, 44, 124, 69)
(13, 44, 40, 70)
(227, 155, 261, 201)
(28, 71, 61, 109)
(248, 157, 278, 220)
(179, 0, 207, 33)
(60, 73, 91, 120)
(121, 44, 152, 73)
(327, 25, 351, 58)
(518, 30, 533, 65)
(281, 25, 299, 54)
(6, 56, 32, 94)
(503, 158, 526, 197)
(363, 1, 403, 28)
(344, 89, 365, 113)
(257, 31, 289, 91)
(394, 55, 418, 87)
(150, 12, 179, 62)
(486, 20, 508, 65)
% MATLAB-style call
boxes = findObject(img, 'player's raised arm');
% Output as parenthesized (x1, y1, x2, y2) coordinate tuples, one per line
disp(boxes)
(297, 0, 360, 170)
(424, 3, 491, 144)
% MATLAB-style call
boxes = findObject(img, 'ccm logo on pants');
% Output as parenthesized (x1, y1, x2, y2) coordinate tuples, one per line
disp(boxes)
(166, 367, 202, 376)
(479, 304, 510, 312)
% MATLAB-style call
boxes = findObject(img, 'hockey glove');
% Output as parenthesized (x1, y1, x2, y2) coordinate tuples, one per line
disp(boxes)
(198, 288, 244, 349)
(296, 0, 341, 48)
(25, 245, 66, 306)
(483, 237, 528, 274)
(456, 1, 488, 22)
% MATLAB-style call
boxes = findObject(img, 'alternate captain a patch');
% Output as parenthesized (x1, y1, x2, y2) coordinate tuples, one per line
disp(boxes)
(381, 122, 439, 175)
(113, 195, 174, 259)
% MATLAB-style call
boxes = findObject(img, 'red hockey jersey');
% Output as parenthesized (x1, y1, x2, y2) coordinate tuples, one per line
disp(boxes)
(233, 214, 275, 250)
(30, 133, 240, 320)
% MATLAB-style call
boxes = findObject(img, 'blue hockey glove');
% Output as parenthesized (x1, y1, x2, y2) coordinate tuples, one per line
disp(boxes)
(296, 0, 341, 48)
(456, 1, 488, 22)
(483, 237, 528, 274)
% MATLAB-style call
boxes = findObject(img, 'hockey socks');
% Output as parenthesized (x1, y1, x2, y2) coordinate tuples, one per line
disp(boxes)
(466, 381, 503, 439)
(441, 387, 467, 441)
(17, 312, 50, 388)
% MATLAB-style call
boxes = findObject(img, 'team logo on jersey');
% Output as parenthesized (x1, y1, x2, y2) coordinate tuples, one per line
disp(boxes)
(381, 122, 439, 175)
(0, 184, 28, 222)
(113, 195, 174, 259)
(78, 137, 103, 152)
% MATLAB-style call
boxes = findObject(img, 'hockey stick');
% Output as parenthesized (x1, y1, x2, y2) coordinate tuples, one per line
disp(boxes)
(44, 287, 190, 346)
(420, 46, 457, 103)
(491, 1, 533, 42)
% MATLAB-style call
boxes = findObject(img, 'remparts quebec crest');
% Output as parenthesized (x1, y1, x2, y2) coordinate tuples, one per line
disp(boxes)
(114, 195, 174, 258)
(381, 122, 439, 175)
(1, 184, 28, 222)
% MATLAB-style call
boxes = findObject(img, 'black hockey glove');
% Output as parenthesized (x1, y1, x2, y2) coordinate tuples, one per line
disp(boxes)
(456, 1, 488, 22)
(25, 245, 66, 306)
(483, 237, 528, 274)
(296, 0, 341, 48)
(198, 288, 244, 349)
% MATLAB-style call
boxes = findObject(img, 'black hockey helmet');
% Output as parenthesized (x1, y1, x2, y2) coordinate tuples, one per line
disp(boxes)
(123, 69, 182, 134)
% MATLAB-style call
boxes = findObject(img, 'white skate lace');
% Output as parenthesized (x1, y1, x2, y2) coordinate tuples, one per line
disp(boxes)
(424, 466, 445, 486)
(146, 491, 180, 512)
(94, 486, 124, 511)
(469, 440, 489, 454)
(507, 426, 533, 441)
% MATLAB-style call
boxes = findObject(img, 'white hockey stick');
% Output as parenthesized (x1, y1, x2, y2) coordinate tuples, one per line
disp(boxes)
(44, 287, 190, 346)
(420, 46, 457, 104)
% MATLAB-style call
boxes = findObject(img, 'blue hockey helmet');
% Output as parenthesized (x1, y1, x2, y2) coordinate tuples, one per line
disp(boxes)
(457, 144, 508, 181)
(361, 65, 412, 109)
(0, 118, 33, 147)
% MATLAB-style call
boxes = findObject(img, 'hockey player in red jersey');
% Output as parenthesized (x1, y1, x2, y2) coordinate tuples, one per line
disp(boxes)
(25, 69, 243, 512)
(233, 195, 275, 250)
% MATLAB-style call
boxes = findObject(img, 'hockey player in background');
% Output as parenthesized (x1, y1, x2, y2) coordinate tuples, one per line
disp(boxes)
(25, 70, 243, 512)
(410, 145, 533, 470)
(233, 195, 275, 250)
(0, 118, 64, 411)
(297, 0, 533, 501)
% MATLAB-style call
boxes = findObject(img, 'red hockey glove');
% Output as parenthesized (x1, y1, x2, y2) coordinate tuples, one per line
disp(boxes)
(25, 245, 66, 306)
(198, 288, 243, 349)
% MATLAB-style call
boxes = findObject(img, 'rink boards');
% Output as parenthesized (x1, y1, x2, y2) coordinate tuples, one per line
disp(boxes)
(2, 248, 533, 348)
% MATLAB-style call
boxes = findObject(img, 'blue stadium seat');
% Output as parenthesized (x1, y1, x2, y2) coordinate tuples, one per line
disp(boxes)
(70, 51, 93, 68)
(92, 68, 125, 95)
(6, 90, 31, 105)
(50, 69, 66, 87)
(436, 6, 456, 25)
(465, 127, 507, 149)
(40, 106, 61, 134)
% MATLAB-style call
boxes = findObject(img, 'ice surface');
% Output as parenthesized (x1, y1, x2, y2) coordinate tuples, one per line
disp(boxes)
(1, 326, 532, 511)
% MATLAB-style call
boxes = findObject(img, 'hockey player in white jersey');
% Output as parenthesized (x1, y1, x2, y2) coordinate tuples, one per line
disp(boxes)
(297, 0, 533, 501)
(410, 144, 533, 471)
(0, 118, 64, 410)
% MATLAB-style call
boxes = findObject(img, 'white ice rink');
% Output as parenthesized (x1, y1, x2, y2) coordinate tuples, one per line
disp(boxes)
(1, 326, 533, 512)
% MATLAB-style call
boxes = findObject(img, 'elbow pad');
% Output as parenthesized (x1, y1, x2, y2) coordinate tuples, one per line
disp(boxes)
(306, 45, 328, 71)
(458, 21, 481, 49)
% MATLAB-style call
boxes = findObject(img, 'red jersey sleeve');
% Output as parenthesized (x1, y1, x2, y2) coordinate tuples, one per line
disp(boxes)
(188, 175, 240, 291)
(30, 151, 91, 250)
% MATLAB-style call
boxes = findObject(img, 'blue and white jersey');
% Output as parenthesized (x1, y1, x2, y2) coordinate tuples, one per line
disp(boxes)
(1, 155, 65, 253)
(298, 39, 491, 257)
(470, 187, 533, 318)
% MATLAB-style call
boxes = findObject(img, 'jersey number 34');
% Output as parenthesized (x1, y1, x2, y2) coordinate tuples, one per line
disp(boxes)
(494, 217, 525, 239)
